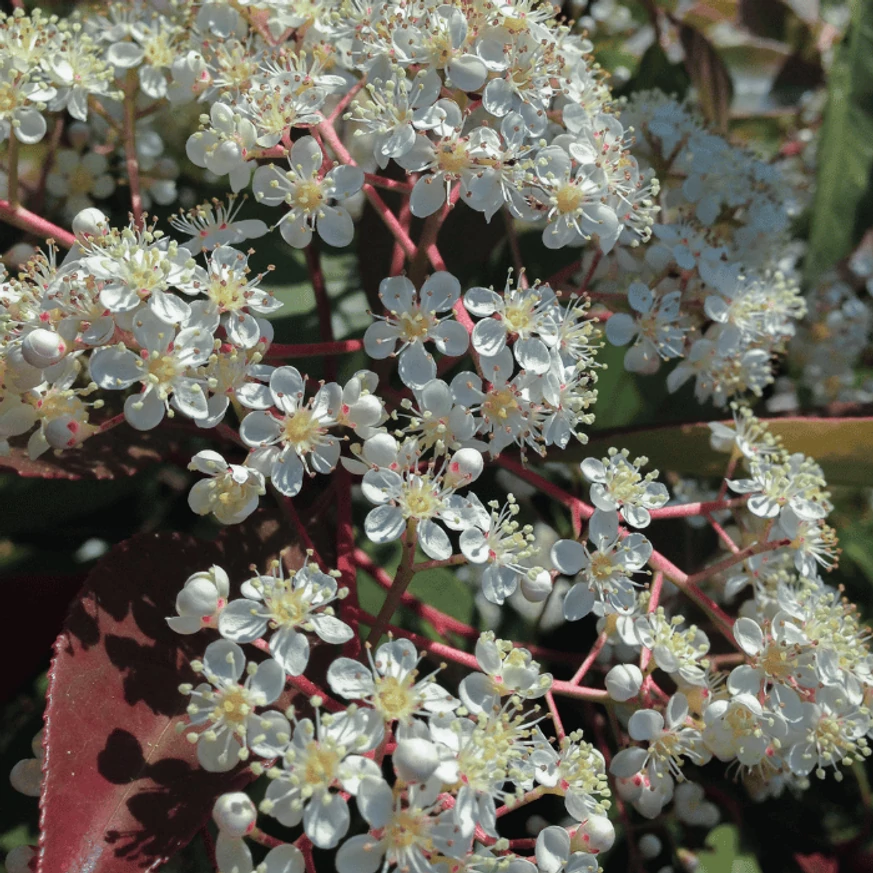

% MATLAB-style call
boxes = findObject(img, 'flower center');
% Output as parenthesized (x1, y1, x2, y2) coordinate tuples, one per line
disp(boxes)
(589, 551, 615, 581)
(292, 180, 325, 212)
(303, 741, 340, 788)
(503, 301, 535, 334)
(483, 387, 520, 421)
(146, 352, 180, 386)
(271, 586, 307, 626)
(208, 274, 248, 311)
(213, 686, 250, 727)
(553, 183, 586, 216)
(398, 309, 433, 342)
(385, 810, 429, 850)
(283, 407, 321, 451)
(436, 140, 469, 176)
(373, 674, 418, 722)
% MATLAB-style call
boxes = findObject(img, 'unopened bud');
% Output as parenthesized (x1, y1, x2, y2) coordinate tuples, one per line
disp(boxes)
(45, 415, 88, 450)
(392, 738, 440, 784)
(212, 791, 257, 837)
(10, 758, 42, 797)
(22, 329, 67, 369)
(638, 833, 663, 860)
(572, 814, 615, 854)
(4, 845, 36, 873)
(445, 448, 483, 488)
(521, 569, 552, 603)
(72, 207, 109, 239)
(605, 664, 643, 702)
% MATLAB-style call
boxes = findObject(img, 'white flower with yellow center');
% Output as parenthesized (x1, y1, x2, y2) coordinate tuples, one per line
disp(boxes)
(183, 245, 281, 349)
(610, 693, 711, 792)
(327, 638, 459, 725)
(465, 274, 560, 375)
(252, 136, 364, 248)
(89, 307, 213, 430)
(239, 365, 342, 497)
(364, 272, 469, 390)
(634, 608, 711, 686)
(183, 639, 285, 772)
(702, 692, 788, 768)
(336, 776, 469, 873)
(581, 448, 669, 529)
(187, 450, 266, 526)
(552, 510, 651, 621)
(459, 631, 552, 714)
(218, 560, 353, 676)
(361, 446, 485, 560)
(535, 144, 620, 253)
(261, 704, 383, 849)
(460, 498, 543, 605)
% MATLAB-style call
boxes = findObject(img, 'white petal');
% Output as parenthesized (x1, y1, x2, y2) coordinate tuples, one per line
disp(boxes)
(417, 519, 452, 560)
(317, 206, 355, 248)
(398, 341, 436, 390)
(303, 792, 350, 849)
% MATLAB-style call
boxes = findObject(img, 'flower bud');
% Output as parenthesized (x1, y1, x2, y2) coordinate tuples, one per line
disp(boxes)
(5, 345, 47, 391)
(10, 758, 42, 796)
(22, 329, 67, 369)
(212, 791, 257, 837)
(45, 415, 87, 450)
(572, 814, 615, 854)
(72, 207, 109, 239)
(521, 569, 552, 603)
(392, 738, 440, 784)
(31, 729, 44, 760)
(5, 242, 36, 268)
(445, 448, 483, 488)
(4, 845, 36, 873)
(639, 834, 663, 860)
(605, 663, 643, 702)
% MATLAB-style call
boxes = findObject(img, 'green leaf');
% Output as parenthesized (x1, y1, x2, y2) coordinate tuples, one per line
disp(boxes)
(696, 824, 763, 873)
(554, 417, 873, 486)
(620, 41, 691, 99)
(805, 0, 873, 281)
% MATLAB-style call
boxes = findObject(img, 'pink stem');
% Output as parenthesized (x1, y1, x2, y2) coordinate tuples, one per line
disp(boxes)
(569, 631, 608, 685)
(648, 496, 748, 519)
(549, 679, 610, 703)
(0, 200, 76, 247)
(123, 72, 144, 228)
(265, 339, 363, 359)
(545, 691, 566, 740)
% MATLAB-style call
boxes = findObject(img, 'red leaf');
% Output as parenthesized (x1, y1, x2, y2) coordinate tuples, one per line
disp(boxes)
(0, 427, 185, 480)
(795, 852, 839, 873)
(39, 513, 302, 873)
(679, 24, 734, 133)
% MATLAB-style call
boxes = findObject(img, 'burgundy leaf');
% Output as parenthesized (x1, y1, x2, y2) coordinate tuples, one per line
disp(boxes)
(679, 24, 734, 133)
(0, 427, 185, 480)
(39, 512, 302, 873)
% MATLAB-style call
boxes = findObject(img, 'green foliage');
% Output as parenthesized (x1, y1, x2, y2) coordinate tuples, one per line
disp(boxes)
(806, 0, 873, 280)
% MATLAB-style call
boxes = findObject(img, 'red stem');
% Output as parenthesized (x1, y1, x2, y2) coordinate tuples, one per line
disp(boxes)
(0, 200, 76, 247)
(264, 339, 363, 359)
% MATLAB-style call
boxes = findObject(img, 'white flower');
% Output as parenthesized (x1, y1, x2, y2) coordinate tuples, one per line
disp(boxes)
(186, 102, 257, 192)
(787, 687, 871, 780)
(703, 692, 789, 769)
(252, 137, 364, 248)
(89, 308, 213, 430)
(530, 729, 611, 822)
(187, 450, 265, 525)
(605, 283, 686, 374)
(363, 272, 468, 390)
(458, 631, 552, 714)
(215, 838, 304, 873)
(166, 566, 230, 635)
(535, 825, 599, 873)
(336, 776, 469, 873)
(361, 446, 485, 560)
(170, 196, 269, 253)
(327, 638, 459, 725)
(396, 378, 477, 454)
(634, 608, 710, 686)
(460, 495, 541, 604)
(552, 510, 651, 621)
(464, 274, 560, 375)
(581, 448, 668, 529)
(239, 366, 342, 497)
(610, 694, 711, 791)
(535, 143, 619, 253)
(183, 639, 285, 772)
(218, 560, 352, 676)
(262, 705, 383, 849)
(181, 245, 281, 349)
(45, 148, 116, 219)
